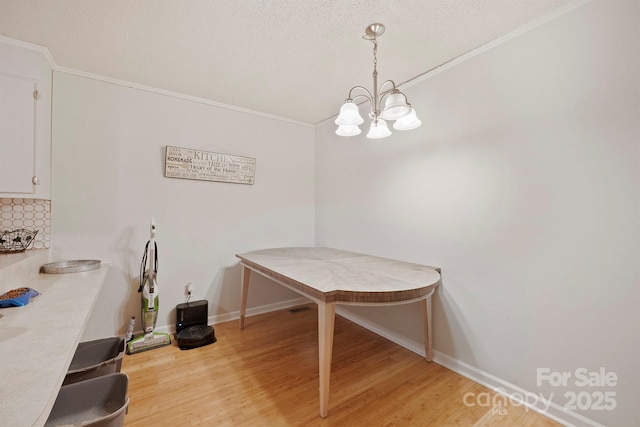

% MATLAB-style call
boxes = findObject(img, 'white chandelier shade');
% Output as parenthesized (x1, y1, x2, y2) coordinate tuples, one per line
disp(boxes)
(380, 91, 412, 121)
(336, 124, 362, 136)
(393, 108, 422, 131)
(366, 118, 392, 139)
(335, 23, 422, 139)
(334, 101, 364, 126)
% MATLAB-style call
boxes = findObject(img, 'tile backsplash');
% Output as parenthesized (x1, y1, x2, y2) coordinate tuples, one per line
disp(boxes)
(0, 198, 51, 249)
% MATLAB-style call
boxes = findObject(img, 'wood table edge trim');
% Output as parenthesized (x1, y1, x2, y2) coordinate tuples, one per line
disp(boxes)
(237, 255, 441, 303)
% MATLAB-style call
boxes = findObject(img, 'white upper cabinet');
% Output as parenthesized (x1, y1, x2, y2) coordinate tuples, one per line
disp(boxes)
(0, 40, 52, 199)
(0, 73, 36, 193)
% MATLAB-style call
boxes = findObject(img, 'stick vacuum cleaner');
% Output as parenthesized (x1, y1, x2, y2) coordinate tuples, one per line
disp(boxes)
(126, 219, 171, 354)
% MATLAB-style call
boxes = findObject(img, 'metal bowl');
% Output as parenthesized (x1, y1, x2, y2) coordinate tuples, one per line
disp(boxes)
(40, 260, 101, 274)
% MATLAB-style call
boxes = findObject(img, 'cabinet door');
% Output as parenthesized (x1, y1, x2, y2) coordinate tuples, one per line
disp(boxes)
(0, 73, 36, 194)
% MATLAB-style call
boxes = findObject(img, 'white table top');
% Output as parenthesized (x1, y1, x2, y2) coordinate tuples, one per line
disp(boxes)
(236, 247, 441, 303)
(0, 265, 109, 427)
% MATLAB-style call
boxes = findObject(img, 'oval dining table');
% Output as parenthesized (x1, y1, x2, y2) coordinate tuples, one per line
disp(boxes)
(236, 247, 441, 418)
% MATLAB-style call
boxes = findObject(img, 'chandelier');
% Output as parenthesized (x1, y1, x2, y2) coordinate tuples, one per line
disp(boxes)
(335, 23, 422, 139)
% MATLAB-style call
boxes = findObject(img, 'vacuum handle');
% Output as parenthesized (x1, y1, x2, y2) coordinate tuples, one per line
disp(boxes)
(137, 240, 158, 292)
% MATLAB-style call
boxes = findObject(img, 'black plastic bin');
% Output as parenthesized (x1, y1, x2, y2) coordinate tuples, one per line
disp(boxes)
(45, 373, 129, 427)
(63, 337, 125, 386)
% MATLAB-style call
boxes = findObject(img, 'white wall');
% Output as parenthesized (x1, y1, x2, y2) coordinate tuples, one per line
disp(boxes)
(315, 1, 638, 426)
(52, 73, 315, 339)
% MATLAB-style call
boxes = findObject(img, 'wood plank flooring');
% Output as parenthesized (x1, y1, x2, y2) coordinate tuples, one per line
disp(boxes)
(121, 304, 561, 426)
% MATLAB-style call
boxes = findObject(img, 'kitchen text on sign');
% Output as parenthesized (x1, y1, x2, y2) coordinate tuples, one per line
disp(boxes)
(164, 146, 255, 185)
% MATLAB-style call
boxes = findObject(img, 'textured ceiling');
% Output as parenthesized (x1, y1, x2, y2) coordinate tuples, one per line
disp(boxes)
(0, 0, 581, 125)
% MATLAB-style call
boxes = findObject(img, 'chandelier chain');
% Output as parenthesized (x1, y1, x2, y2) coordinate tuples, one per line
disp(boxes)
(372, 37, 378, 77)
(370, 35, 379, 121)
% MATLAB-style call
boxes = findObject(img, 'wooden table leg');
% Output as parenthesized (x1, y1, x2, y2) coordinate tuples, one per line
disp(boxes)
(240, 266, 250, 329)
(420, 296, 433, 361)
(318, 301, 336, 418)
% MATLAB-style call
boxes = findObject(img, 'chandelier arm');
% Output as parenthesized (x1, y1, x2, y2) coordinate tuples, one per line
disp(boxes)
(378, 80, 399, 97)
(347, 86, 374, 104)
(377, 80, 398, 112)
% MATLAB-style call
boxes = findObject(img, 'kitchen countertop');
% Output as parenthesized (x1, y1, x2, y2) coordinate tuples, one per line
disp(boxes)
(0, 260, 109, 427)
(0, 249, 50, 291)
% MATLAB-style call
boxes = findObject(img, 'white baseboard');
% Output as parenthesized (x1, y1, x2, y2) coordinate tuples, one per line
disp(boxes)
(149, 297, 311, 337)
(208, 296, 311, 326)
(152, 296, 312, 336)
(335, 306, 603, 427)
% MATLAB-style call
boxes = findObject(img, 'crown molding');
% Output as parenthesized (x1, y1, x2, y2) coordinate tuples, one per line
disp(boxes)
(0, 35, 312, 128)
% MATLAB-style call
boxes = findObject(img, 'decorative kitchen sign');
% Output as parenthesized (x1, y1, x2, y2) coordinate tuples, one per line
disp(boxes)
(164, 145, 255, 185)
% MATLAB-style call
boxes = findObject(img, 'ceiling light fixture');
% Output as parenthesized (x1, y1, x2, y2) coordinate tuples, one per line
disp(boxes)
(335, 23, 421, 139)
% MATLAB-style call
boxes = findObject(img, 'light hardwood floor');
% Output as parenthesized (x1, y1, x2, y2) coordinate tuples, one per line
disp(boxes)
(121, 304, 561, 426)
